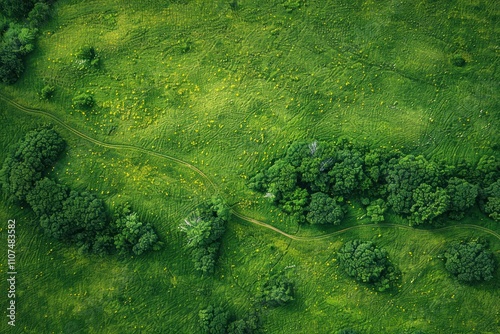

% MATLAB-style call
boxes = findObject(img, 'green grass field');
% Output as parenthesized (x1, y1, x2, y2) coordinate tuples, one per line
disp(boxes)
(1, 0, 499, 333)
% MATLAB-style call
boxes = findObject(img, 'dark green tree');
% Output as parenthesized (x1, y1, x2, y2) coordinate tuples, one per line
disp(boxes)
(114, 205, 163, 255)
(386, 155, 443, 215)
(366, 198, 386, 223)
(260, 273, 294, 307)
(443, 240, 496, 283)
(338, 240, 399, 291)
(180, 198, 228, 274)
(409, 184, 449, 225)
(0, 47, 24, 84)
(199, 305, 229, 334)
(446, 177, 479, 219)
(1, 127, 65, 201)
(306, 192, 344, 225)
(27, 2, 50, 28)
(481, 179, 500, 221)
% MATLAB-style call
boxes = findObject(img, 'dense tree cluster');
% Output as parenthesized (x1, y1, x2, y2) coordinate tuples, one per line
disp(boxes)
(1, 126, 65, 201)
(443, 240, 496, 283)
(0, 0, 53, 83)
(338, 240, 399, 291)
(1, 127, 162, 255)
(180, 198, 228, 274)
(249, 140, 499, 226)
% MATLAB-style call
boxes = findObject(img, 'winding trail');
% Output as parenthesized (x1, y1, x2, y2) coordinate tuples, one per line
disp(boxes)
(1, 92, 499, 243)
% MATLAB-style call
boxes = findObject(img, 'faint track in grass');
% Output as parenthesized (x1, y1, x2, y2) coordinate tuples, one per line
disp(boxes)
(0, 93, 217, 194)
(1, 93, 499, 244)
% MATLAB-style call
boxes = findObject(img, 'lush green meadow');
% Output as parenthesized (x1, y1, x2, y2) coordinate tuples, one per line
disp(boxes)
(1, 0, 499, 333)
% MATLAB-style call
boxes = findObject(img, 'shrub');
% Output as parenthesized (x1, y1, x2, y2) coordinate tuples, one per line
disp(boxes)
(72, 92, 94, 109)
(39, 85, 55, 100)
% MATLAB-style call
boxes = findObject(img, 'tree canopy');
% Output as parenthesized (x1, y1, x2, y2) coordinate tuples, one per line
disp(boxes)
(338, 240, 399, 291)
(180, 198, 229, 274)
(1, 126, 65, 202)
(443, 240, 496, 283)
(249, 139, 499, 226)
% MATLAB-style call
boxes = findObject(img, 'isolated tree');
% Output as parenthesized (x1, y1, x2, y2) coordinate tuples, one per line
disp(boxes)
(260, 273, 294, 307)
(306, 192, 344, 225)
(180, 198, 228, 274)
(338, 240, 399, 291)
(39, 85, 55, 100)
(72, 92, 94, 109)
(75, 45, 100, 70)
(443, 240, 496, 283)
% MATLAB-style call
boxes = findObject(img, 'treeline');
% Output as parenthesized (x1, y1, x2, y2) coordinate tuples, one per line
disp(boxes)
(0, 0, 54, 84)
(0, 126, 162, 255)
(249, 139, 499, 226)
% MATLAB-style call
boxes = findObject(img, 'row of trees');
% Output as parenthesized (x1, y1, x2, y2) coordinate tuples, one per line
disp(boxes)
(249, 140, 499, 226)
(0, 127, 162, 255)
(0, 0, 52, 83)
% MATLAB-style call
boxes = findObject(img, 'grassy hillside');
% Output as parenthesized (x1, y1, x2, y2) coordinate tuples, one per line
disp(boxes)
(1, 0, 499, 333)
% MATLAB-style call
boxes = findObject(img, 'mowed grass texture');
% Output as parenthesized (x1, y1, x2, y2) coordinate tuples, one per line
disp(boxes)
(0, 0, 499, 333)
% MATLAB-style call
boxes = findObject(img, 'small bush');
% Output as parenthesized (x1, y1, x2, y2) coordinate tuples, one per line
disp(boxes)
(39, 85, 55, 100)
(72, 92, 94, 109)
(451, 54, 466, 67)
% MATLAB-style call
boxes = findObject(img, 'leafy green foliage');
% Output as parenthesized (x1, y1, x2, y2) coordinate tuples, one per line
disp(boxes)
(409, 184, 449, 226)
(0, 1, 53, 83)
(0, 0, 38, 19)
(39, 84, 55, 100)
(72, 92, 95, 109)
(260, 273, 294, 307)
(482, 179, 500, 221)
(251, 140, 498, 227)
(1, 127, 65, 202)
(199, 305, 229, 334)
(75, 46, 100, 70)
(366, 199, 386, 223)
(114, 204, 163, 255)
(446, 177, 478, 219)
(27, 2, 50, 28)
(338, 240, 399, 291)
(385, 155, 443, 215)
(443, 240, 496, 283)
(180, 198, 228, 274)
(306, 192, 344, 225)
